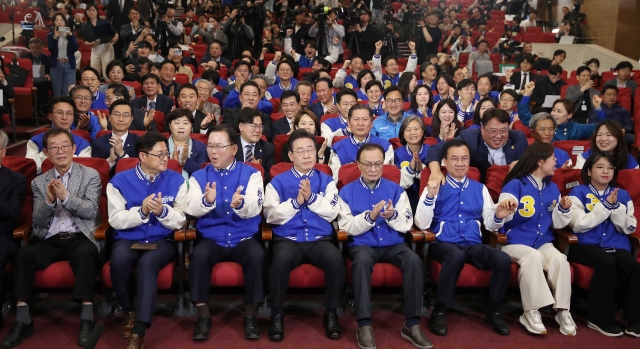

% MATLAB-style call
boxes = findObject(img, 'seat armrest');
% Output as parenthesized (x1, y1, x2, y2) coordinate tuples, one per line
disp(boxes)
(13, 219, 32, 245)
(554, 229, 578, 255)
(487, 231, 507, 248)
(629, 232, 640, 257)
(261, 222, 273, 241)
(174, 228, 196, 241)
(409, 226, 424, 242)
(94, 221, 111, 241)
(422, 229, 435, 243)
(337, 229, 348, 241)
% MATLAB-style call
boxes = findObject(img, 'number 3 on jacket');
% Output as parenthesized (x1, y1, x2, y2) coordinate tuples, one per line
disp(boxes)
(519, 195, 535, 218)
(585, 193, 600, 211)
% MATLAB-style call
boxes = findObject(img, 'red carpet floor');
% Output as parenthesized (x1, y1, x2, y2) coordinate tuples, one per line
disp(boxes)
(1, 293, 637, 349)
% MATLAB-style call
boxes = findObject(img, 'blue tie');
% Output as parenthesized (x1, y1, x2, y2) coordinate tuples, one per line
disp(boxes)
(149, 101, 156, 110)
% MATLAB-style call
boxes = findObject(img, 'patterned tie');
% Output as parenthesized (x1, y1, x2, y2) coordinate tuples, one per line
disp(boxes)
(245, 145, 253, 162)
(149, 101, 156, 110)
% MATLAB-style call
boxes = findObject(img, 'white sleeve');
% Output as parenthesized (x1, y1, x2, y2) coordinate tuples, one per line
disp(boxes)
(399, 165, 419, 189)
(233, 171, 264, 219)
(332, 68, 346, 88)
(610, 199, 637, 235)
(156, 182, 188, 230)
(414, 187, 435, 230)
(185, 176, 216, 218)
(386, 191, 413, 233)
(384, 145, 394, 164)
(482, 186, 505, 231)
(497, 192, 519, 223)
(263, 182, 300, 225)
(265, 60, 277, 85)
(78, 146, 92, 157)
(321, 123, 345, 148)
(107, 183, 149, 230)
(26, 140, 46, 173)
(329, 150, 342, 182)
(574, 154, 585, 169)
(568, 195, 611, 233)
(552, 194, 572, 229)
(325, 43, 339, 64)
(403, 54, 417, 76)
(284, 37, 294, 58)
(307, 180, 340, 221)
(337, 197, 374, 236)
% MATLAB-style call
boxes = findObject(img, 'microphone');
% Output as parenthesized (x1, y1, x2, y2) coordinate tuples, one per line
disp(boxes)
(83, 322, 105, 349)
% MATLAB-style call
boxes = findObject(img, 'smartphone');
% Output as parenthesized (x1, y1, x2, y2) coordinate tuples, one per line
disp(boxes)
(149, 29, 155, 35)
(58, 26, 69, 32)
(174, 49, 182, 55)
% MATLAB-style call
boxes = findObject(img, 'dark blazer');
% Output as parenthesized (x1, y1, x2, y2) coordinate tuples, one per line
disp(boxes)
(192, 110, 206, 133)
(160, 81, 181, 98)
(270, 117, 291, 142)
(107, 109, 156, 131)
(291, 24, 311, 55)
(46, 32, 79, 69)
(137, 0, 154, 25)
(510, 71, 537, 90)
(309, 102, 326, 122)
(120, 23, 147, 50)
(0, 166, 27, 236)
(91, 132, 140, 175)
(200, 55, 232, 68)
(174, 139, 208, 176)
(220, 107, 273, 142)
(531, 75, 566, 113)
(426, 128, 528, 181)
(107, 0, 135, 33)
(20, 52, 51, 75)
(131, 94, 175, 119)
(234, 136, 275, 181)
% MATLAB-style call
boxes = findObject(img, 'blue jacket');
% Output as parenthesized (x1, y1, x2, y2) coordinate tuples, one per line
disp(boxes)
(69, 111, 102, 139)
(371, 112, 408, 140)
(30, 132, 90, 155)
(580, 149, 638, 169)
(333, 134, 391, 165)
(46, 32, 79, 69)
(554, 109, 606, 141)
(168, 137, 208, 180)
(91, 91, 108, 110)
(109, 164, 185, 242)
(266, 80, 299, 99)
(554, 146, 571, 168)
(588, 103, 634, 134)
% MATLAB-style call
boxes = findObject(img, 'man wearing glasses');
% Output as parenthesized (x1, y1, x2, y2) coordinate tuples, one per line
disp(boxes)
(26, 96, 92, 173)
(426, 108, 528, 183)
(233, 107, 275, 180)
(222, 81, 273, 141)
(80, 67, 108, 110)
(337, 143, 431, 349)
(415, 139, 513, 337)
(104, 84, 156, 131)
(263, 129, 344, 341)
(267, 59, 298, 99)
(3, 128, 101, 348)
(70, 85, 104, 139)
(319, 88, 355, 148)
(371, 86, 409, 140)
(182, 124, 265, 342)
(329, 104, 394, 181)
(107, 131, 188, 349)
(91, 99, 141, 174)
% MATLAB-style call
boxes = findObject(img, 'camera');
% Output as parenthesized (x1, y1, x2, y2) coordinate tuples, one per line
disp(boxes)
(344, 8, 364, 28)
(497, 38, 521, 56)
(58, 26, 69, 33)
(278, 9, 300, 38)
(149, 29, 155, 35)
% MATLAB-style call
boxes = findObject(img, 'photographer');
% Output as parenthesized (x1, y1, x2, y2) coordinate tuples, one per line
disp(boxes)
(308, 9, 345, 62)
(162, 5, 185, 46)
(286, 10, 312, 56)
(347, 9, 378, 64)
(192, 17, 229, 49)
(376, 10, 402, 59)
(416, 10, 443, 64)
(120, 8, 148, 54)
(223, 7, 256, 60)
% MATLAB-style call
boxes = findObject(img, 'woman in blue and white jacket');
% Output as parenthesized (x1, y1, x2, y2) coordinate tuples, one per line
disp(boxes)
(497, 142, 576, 337)
(567, 151, 640, 337)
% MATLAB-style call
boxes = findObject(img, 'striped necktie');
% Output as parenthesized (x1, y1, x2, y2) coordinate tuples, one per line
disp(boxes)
(245, 144, 253, 162)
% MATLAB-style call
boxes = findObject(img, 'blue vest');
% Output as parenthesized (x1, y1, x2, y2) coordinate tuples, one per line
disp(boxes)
(569, 184, 633, 251)
(191, 161, 262, 247)
(356, 89, 368, 101)
(394, 144, 429, 204)
(580, 149, 639, 169)
(323, 115, 348, 133)
(333, 134, 391, 165)
(30, 132, 91, 155)
(502, 175, 562, 248)
(428, 175, 490, 246)
(340, 178, 408, 247)
(382, 73, 400, 89)
(109, 164, 185, 242)
(270, 168, 337, 241)
(267, 80, 298, 99)
(369, 103, 384, 117)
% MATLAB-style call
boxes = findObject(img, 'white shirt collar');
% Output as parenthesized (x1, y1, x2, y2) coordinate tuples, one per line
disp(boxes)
(240, 137, 255, 150)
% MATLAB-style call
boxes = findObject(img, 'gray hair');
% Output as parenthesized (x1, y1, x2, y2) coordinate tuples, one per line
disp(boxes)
(195, 79, 212, 91)
(251, 74, 267, 82)
(528, 112, 556, 129)
(0, 130, 8, 148)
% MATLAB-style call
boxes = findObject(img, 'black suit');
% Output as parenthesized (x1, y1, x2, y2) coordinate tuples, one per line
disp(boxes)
(220, 107, 273, 142)
(291, 24, 311, 56)
(120, 23, 146, 53)
(309, 102, 326, 122)
(107, 0, 135, 58)
(131, 94, 175, 121)
(234, 136, 275, 181)
(510, 71, 537, 90)
(531, 75, 566, 113)
(270, 117, 292, 142)
(91, 132, 140, 175)
(107, 109, 156, 131)
(192, 110, 207, 134)
(350, 24, 378, 62)
(0, 166, 26, 301)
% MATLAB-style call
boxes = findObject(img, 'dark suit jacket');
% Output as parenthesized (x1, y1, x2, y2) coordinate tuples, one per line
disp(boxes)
(234, 136, 275, 181)
(107, 0, 135, 32)
(426, 129, 528, 181)
(107, 109, 157, 131)
(292, 24, 311, 56)
(309, 102, 326, 122)
(220, 107, 273, 141)
(131, 94, 175, 120)
(20, 52, 51, 75)
(192, 110, 206, 134)
(0, 166, 27, 236)
(270, 117, 291, 142)
(91, 132, 140, 175)
(531, 76, 566, 113)
(137, 0, 154, 25)
(120, 23, 147, 50)
(510, 71, 537, 90)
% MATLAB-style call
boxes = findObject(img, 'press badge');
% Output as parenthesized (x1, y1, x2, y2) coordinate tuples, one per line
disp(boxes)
(581, 105, 587, 111)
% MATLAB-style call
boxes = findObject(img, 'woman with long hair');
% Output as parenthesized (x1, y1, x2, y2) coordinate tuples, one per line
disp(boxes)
(567, 151, 640, 337)
(498, 142, 576, 337)
(81, 4, 117, 77)
(574, 119, 638, 170)
(433, 74, 456, 103)
(428, 98, 461, 142)
(397, 72, 417, 102)
(281, 110, 329, 164)
(466, 96, 497, 130)
(407, 84, 434, 118)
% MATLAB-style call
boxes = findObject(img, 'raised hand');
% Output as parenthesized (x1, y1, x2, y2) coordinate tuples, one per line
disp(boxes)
(592, 94, 602, 109)
(448, 86, 456, 98)
(343, 59, 351, 69)
(426, 179, 440, 198)
(286, 28, 293, 37)
(300, 178, 311, 202)
(496, 199, 517, 219)
(374, 40, 383, 54)
(559, 196, 572, 210)
(46, 179, 57, 204)
(369, 200, 387, 220)
(606, 188, 618, 205)
(141, 193, 156, 216)
(408, 41, 416, 53)
(204, 182, 217, 204)
(380, 199, 395, 219)
(318, 139, 327, 159)
(144, 109, 155, 129)
(230, 187, 244, 208)
(273, 51, 282, 62)
(96, 110, 108, 130)
(109, 135, 124, 159)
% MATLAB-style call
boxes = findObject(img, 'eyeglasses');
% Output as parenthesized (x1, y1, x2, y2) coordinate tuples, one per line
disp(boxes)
(52, 110, 75, 118)
(385, 98, 402, 105)
(143, 152, 170, 160)
(534, 127, 555, 134)
(358, 161, 384, 169)
(293, 148, 316, 155)
(340, 102, 357, 107)
(207, 144, 234, 151)
(47, 144, 72, 153)
(111, 112, 132, 119)
(73, 96, 92, 102)
(446, 156, 469, 164)
(499, 98, 514, 103)
(483, 126, 509, 137)
(245, 123, 264, 130)
(278, 68, 292, 73)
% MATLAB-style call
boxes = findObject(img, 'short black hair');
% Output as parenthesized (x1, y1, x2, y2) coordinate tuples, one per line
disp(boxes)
(601, 85, 618, 95)
(287, 128, 317, 153)
(347, 103, 372, 120)
(108, 84, 131, 100)
(160, 60, 177, 71)
(206, 124, 237, 142)
(365, 80, 383, 92)
(336, 89, 358, 104)
(42, 127, 75, 150)
(581, 151, 618, 186)
(615, 61, 633, 71)
(137, 41, 153, 50)
(108, 99, 132, 114)
(237, 107, 262, 125)
(548, 64, 563, 76)
(140, 73, 161, 85)
(200, 70, 221, 85)
(482, 108, 510, 126)
(356, 143, 384, 162)
(70, 84, 92, 97)
(520, 55, 535, 65)
(476, 39, 489, 47)
(383, 85, 404, 100)
(234, 59, 251, 72)
(135, 131, 168, 158)
(166, 108, 194, 126)
(280, 90, 300, 103)
(177, 83, 198, 96)
(80, 66, 100, 79)
(316, 57, 331, 70)
(106, 60, 127, 76)
(276, 59, 294, 73)
(239, 81, 260, 94)
(314, 77, 333, 89)
(500, 89, 518, 101)
(553, 49, 566, 58)
(356, 69, 375, 88)
(137, 57, 152, 67)
(441, 138, 470, 160)
(47, 96, 75, 114)
(576, 65, 591, 76)
(382, 56, 398, 68)
(456, 79, 475, 91)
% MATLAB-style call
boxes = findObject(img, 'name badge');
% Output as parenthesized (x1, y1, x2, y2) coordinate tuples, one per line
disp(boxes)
(581, 105, 587, 111)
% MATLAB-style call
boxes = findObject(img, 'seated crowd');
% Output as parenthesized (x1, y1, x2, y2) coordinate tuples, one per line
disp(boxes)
(1, 1, 640, 349)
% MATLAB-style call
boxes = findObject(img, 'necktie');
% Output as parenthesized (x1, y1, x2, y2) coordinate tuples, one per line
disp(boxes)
(520, 73, 527, 90)
(245, 145, 253, 162)
(120, 0, 124, 11)
(149, 101, 156, 110)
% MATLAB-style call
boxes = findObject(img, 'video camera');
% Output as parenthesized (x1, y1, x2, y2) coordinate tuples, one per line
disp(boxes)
(497, 38, 521, 56)
(382, 1, 394, 25)
(156, 0, 174, 16)
(278, 8, 300, 38)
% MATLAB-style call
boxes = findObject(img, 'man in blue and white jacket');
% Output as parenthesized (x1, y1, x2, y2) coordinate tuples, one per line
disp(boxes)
(338, 143, 431, 349)
(107, 131, 188, 348)
(263, 129, 344, 341)
(372, 41, 417, 89)
(183, 125, 265, 342)
(415, 139, 513, 336)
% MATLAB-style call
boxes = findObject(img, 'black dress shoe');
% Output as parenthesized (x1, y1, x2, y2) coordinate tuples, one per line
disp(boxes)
(323, 312, 342, 339)
(485, 312, 510, 335)
(429, 310, 448, 336)
(1, 321, 34, 349)
(243, 315, 260, 339)
(78, 319, 95, 346)
(267, 314, 284, 341)
(192, 316, 212, 341)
